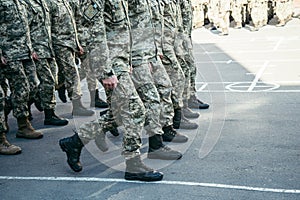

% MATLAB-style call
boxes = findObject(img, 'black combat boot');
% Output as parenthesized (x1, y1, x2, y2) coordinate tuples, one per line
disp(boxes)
(44, 109, 69, 126)
(125, 155, 163, 181)
(95, 132, 108, 152)
(90, 89, 109, 108)
(148, 134, 182, 160)
(162, 125, 188, 143)
(72, 98, 95, 116)
(59, 133, 84, 172)
(57, 85, 67, 103)
(172, 108, 182, 129)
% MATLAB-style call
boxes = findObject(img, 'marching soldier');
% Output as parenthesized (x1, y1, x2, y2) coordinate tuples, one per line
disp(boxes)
(59, 0, 163, 182)
(0, 0, 43, 139)
(24, 0, 69, 126)
(47, 0, 94, 116)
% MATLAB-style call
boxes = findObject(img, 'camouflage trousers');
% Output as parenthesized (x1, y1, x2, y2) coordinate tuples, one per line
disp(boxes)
(219, 11, 230, 33)
(78, 72, 145, 158)
(232, 3, 243, 24)
(79, 52, 98, 92)
(0, 60, 30, 118)
(35, 58, 57, 110)
(23, 59, 39, 103)
(192, 3, 205, 28)
(162, 33, 185, 110)
(55, 47, 82, 100)
(131, 62, 163, 137)
(0, 86, 7, 133)
(276, 1, 289, 22)
(150, 57, 174, 128)
(184, 43, 197, 98)
(250, 3, 265, 27)
(175, 33, 191, 104)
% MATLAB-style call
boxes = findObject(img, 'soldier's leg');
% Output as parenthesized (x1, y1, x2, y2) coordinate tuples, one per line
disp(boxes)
(276, 1, 286, 26)
(251, 5, 260, 30)
(161, 48, 184, 129)
(131, 63, 162, 137)
(4, 61, 43, 139)
(184, 41, 210, 110)
(55, 47, 94, 116)
(151, 58, 173, 128)
(82, 54, 108, 108)
(0, 84, 22, 155)
(35, 59, 68, 126)
(232, 3, 243, 28)
(22, 59, 42, 118)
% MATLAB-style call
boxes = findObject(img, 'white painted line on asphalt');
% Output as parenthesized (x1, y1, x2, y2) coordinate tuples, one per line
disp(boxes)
(199, 90, 300, 93)
(0, 176, 299, 194)
(273, 37, 283, 51)
(197, 83, 208, 91)
(248, 61, 269, 91)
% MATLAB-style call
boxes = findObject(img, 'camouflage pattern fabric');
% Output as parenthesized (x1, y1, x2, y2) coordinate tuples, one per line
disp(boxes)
(0, 0, 33, 61)
(150, 57, 174, 127)
(0, 0, 32, 118)
(22, 59, 39, 103)
(232, 0, 246, 26)
(127, 0, 164, 136)
(54, 47, 82, 100)
(162, 0, 185, 110)
(0, 61, 30, 118)
(105, 0, 145, 158)
(0, 86, 7, 133)
(48, 0, 82, 100)
(149, 0, 174, 127)
(175, 0, 191, 101)
(35, 58, 57, 109)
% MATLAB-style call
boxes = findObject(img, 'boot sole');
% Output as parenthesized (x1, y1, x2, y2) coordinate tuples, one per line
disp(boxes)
(44, 121, 69, 126)
(147, 153, 182, 160)
(124, 172, 163, 182)
(59, 141, 82, 172)
(16, 133, 43, 139)
(0, 149, 22, 155)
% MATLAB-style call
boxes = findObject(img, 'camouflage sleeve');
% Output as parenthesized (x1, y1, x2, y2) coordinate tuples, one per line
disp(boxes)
(22, 1, 34, 55)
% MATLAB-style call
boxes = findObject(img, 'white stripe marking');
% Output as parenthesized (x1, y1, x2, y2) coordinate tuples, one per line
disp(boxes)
(0, 176, 299, 194)
(197, 83, 208, 91)
(248, 61, 269, 91)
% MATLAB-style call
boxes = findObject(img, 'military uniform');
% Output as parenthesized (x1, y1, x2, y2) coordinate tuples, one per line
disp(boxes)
(232, 0, 248, 28)
(249, 0, 267, 31)
(218, 0, 232, 35)
(207, 0, 220, 28)
(275, 0, 292, 26)
(0, 85, 22, 155)
(24, 0, 68, 125)
(162, 0, 185, 111)
(48, 0, 94, 116)
(149, 0, 174, 128)
(48, 0, 82, 100)
(0, 0, 43, 139)
(127, 0, 164, 138)
(69, 0, 108, 108)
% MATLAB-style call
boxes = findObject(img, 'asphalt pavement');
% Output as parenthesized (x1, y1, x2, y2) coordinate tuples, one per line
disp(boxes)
(1, 17, 300, 200)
